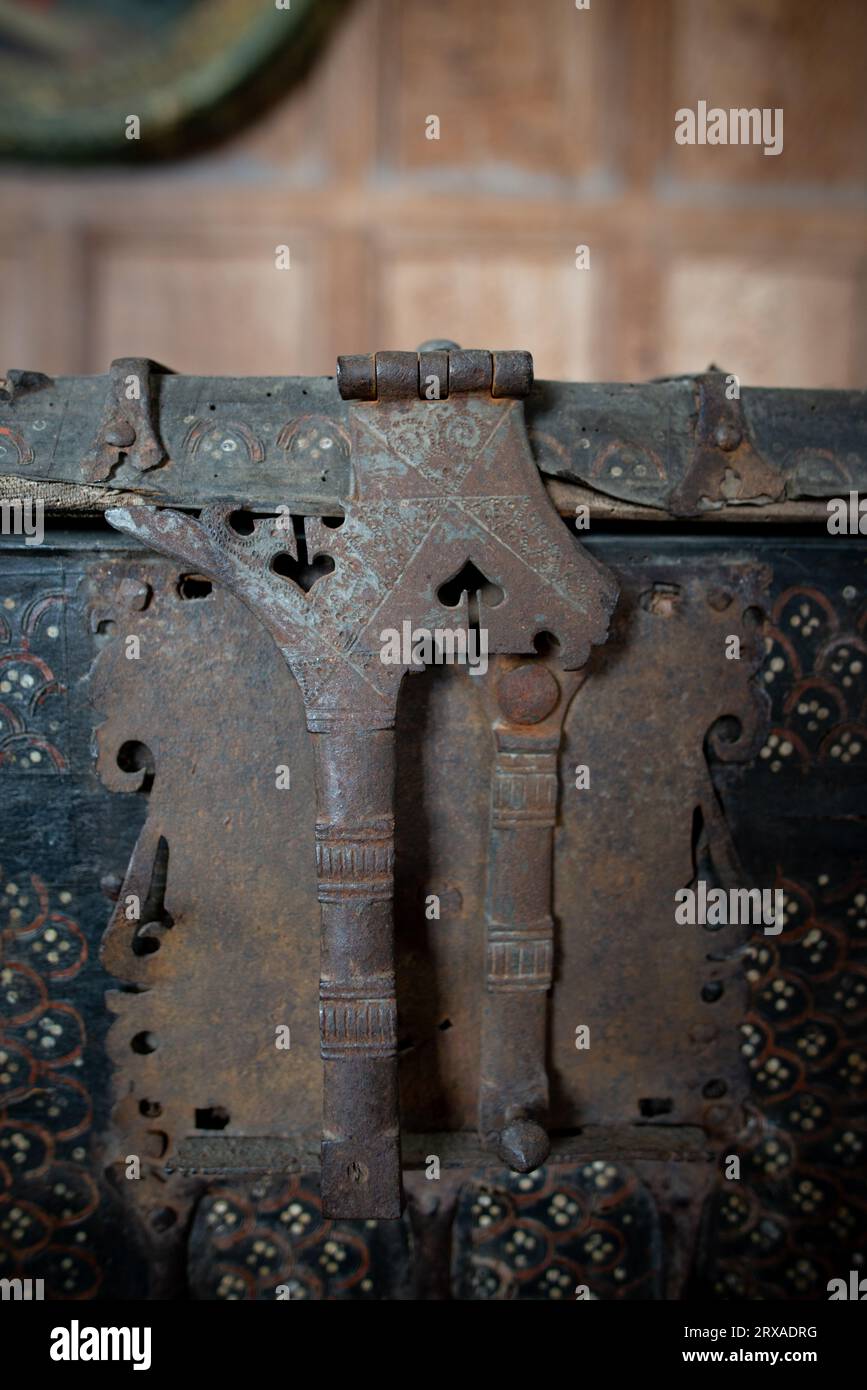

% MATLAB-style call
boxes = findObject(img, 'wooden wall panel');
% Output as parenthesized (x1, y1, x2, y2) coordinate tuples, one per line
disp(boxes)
(226, 0, 380, 180)
(668, 0, 867, 185)
(379, 0, 610, 182)
(660, 258, 857, 388)
(86, 235, 324, 377)
(0, 0, 864, 389)
(377, 243, 603, 382)
(0, 244, 41, 374)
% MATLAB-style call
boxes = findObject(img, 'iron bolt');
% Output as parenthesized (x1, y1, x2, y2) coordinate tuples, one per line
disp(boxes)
(103, 420, 137, 449)
(496, 1118, 550, 1173)
(497, 663, 560, 724)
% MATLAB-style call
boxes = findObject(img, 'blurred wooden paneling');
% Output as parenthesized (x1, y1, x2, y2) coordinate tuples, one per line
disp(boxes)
(379, 0, 611, 182)
(668, 0, 867, 185)
(0, 243, 39, 372)
(377, 242, 603, 382)
(660, 257, 856, 388)
(86, 233, 325, 377)
(1, 0, 865, 388)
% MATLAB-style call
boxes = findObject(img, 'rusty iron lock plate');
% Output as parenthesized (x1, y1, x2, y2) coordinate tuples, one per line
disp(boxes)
(100, 348, 619, 1219)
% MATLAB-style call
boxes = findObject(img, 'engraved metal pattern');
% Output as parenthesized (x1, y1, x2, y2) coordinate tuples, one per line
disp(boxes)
(491, 751, 558, 828)
(477, 662, 586, 1166)
(104, 358, 618, 1217)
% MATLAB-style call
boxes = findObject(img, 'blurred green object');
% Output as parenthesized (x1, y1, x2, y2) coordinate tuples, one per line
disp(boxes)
(0, 0, 348, 162)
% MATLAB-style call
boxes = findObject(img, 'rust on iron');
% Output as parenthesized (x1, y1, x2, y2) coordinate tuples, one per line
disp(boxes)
(373, 350, 420, 400)
(84, 539, 766, 1285)
(337, 348, 533, 402)
(104, 347, 618, 1218)
(335, 353, 376, 402)
(447, 349, 492, 394)
(492, 350, 534, 400)
(2, 354, 863, 518)
(83, 357, 167, 483)
(670, 370, 787, 516)
(418, 348, 450, 398)
(496, 661, 560, 725)
(477, 655, 587, 1168)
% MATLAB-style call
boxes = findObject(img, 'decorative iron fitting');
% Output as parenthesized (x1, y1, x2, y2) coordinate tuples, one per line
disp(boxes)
(670, 369, 786, 516)
(319, 987, 398, 1060)
(491, 749, 559, 828)
(105, 346, 617, 1219)
(486, 919, 555, 992)
(314, 818, 395, 902)
(336, 348, 533, 401)
(83, 357, 166, 483)
(477, 658, 590, 1174)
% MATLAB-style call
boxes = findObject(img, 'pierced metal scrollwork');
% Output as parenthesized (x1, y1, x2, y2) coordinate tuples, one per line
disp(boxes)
(104, 348, 618, 1218)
